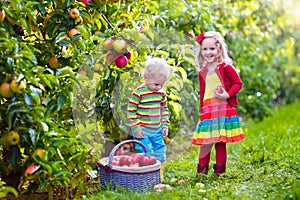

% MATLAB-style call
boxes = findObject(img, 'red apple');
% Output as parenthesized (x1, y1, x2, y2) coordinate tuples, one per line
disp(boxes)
(105, 51, 119, 64)
(117, 149, 124, 156)
(69, 28, 80, 39)
(149, 156, 157, 165)
(215, 86, 223, 94)
(178, 179, 185, 185)
(115, 55, 128, 68)
(132, 154, 144, 166)
(113, 39, 127, 53)
(102, 38, 114, 51)
(49, 57, 60, 69)
(119, 156, 131, 166)
(81, 0, 93, 6)
(0, 10, 5, 22)
(124, 51, 131, 60)
(24, 165, 40, 178)
(69, 8, 80, 19)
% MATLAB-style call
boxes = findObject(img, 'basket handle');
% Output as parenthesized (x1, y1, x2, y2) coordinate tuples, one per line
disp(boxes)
(107, 139, 148, 168)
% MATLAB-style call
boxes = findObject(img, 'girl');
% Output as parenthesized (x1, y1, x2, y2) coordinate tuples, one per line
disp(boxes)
(191, 31, 245, 177)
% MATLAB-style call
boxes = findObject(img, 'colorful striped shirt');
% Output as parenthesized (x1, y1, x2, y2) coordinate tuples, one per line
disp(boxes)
(127, 84, 170, 133)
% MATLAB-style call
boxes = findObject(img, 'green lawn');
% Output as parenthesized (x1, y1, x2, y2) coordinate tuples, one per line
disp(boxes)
(83, 102, 300, 200)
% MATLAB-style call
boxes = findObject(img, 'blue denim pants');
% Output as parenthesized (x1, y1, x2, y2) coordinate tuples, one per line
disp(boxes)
(133, 127, 166, 162)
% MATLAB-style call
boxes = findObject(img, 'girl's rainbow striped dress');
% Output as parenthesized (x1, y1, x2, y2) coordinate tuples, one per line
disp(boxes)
(191, 71, 245, 145)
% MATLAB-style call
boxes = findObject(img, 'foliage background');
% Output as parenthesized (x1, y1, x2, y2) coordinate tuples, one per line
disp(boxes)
(0, 0, 299, 198)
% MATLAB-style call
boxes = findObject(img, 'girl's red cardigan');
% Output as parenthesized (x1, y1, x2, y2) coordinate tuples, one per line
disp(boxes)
(198, 62, 243, 109)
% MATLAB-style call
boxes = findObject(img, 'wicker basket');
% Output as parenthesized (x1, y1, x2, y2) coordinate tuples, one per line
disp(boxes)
(98, 139, 161, 192)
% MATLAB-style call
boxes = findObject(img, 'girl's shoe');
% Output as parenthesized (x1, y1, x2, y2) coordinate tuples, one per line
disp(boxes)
(213, 164, 226, 177)
(196, 164, 209, 177)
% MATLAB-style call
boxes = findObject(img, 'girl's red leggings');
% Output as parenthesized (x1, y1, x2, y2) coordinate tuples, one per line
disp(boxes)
(198, 142, 227, 165)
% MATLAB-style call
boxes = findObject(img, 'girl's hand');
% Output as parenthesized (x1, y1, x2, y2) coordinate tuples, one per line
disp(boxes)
(214, 86, 230, 100)
(162, 128, 168, 138)
(134, 130, 144, 138)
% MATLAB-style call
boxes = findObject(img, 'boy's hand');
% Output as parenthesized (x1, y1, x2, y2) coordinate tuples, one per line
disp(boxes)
(162, 128, 168, 138)
(134, 129, 144, 138)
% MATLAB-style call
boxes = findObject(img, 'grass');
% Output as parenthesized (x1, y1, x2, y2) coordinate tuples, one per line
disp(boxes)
(82, 102, 300, 200)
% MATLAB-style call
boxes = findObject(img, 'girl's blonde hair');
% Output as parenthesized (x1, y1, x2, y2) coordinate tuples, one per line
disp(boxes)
(142, 57, 172, 79)
(195, 31, 232, 71)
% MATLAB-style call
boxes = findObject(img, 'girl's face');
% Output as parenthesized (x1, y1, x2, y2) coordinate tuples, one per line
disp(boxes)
(144, 74, 166, 92)
(201, 37, 220, 65)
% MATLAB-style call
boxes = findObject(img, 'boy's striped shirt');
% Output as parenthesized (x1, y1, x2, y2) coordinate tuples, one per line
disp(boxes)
(127, 84, 170, 132)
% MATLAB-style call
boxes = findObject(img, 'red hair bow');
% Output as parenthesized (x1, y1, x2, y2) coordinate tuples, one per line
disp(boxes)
(196, 33, 205, 44)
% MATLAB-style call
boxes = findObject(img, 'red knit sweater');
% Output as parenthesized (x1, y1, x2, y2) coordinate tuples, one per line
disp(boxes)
(198, 62, 242, 109)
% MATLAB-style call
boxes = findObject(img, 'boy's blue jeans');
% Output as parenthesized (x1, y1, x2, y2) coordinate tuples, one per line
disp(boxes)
(133, 127, 166, 162)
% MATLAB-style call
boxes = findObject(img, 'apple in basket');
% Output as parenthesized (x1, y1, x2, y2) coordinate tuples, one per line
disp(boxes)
(119, 155, 132, 166)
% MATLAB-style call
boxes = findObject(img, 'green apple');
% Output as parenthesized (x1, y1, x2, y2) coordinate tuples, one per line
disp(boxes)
(102, 38, 114, 51)
(113, 39, 127, 53)
(10, 79, 27, 94)
(0, 131, 20, 149)
(32, 148, 46, 161)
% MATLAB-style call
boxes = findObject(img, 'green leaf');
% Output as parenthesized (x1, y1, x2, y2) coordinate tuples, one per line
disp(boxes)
(57, 94, 66, 111)
(53, 169, 72, 178)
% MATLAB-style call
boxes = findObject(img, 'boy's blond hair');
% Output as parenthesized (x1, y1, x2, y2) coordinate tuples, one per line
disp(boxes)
(142, 57, 172, 79)
(195, 31, 232, 71)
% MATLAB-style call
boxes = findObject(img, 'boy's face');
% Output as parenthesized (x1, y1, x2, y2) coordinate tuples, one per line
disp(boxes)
(144, 74, 167, 92)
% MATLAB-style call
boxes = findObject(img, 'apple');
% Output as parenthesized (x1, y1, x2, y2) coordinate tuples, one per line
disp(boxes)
(115, 55, 128, 68)
(69, 8, 80, 19)
(0, 82, 14, 98)
(113, 39, 127, 53)
(10, 79, 27, 94)
(119, 156, 131, 166)
(164, 137, 172, 145)
(69, 28, 80, 39)
(178, 179, 185, 185)
(117, 149, 125, 156)
(132, 154, 144, 165)
(102, 38, 114, 51)
(153, 184, 173, 192)
(24, 165, 40, 179)
(105, 51, 119, 64)
(49, 57, 60, 69)
(0, 10, 5, 22)
(81, 0, 93, 6)
(215, 86, 223, 94)
(124, 51, 131, 60)
(148, 156, 157, 165)
(32, 148, 46, 161)
(1, 131, 20, 148)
